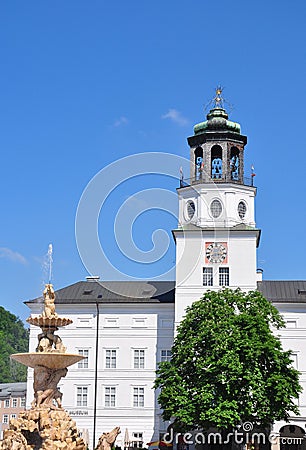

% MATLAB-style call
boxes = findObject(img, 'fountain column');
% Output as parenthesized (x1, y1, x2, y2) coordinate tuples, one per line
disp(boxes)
(0, 284, 87, 450)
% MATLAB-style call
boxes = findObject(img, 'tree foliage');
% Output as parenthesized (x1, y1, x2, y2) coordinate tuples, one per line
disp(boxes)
(155, 289, 302, 431)
(0, 306, 29, 382)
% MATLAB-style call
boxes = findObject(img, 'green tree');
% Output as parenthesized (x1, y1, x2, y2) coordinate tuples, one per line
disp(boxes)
(0, 306, 29, 382)
(155, 289, 301, 432)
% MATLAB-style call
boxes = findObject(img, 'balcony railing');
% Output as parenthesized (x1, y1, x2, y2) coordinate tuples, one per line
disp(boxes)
(179, 175, 255, 188)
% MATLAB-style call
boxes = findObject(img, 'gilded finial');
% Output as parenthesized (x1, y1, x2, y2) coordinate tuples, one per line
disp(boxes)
(213, 85, 224, 108)
(204, 85, 231, 113)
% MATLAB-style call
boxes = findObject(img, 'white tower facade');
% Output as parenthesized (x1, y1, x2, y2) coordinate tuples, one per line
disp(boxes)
(174, 101, 260, 326)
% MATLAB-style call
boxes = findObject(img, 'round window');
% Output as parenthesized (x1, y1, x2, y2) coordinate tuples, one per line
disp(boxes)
(238, 201, 247, 220)
(186, 200, 196, 220)
(210, 199, 222, 218)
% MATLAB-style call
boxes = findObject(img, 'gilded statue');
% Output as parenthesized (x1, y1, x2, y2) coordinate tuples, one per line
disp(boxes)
(42, 284, 58, 318)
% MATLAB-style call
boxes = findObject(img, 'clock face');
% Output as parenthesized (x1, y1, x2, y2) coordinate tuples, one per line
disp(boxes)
(205, 242, 228, 264)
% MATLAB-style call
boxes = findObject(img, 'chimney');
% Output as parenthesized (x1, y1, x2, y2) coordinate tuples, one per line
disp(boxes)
(256, 269, 263, 282)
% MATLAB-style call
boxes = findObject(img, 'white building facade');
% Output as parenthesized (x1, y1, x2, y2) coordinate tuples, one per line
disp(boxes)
(25, 102, 306, 449)
(26, 281, 175, 449)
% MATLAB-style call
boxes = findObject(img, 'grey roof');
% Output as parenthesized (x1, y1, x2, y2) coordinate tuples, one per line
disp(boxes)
(25, 279, 306, 306)
(26, 280, 175, 305)
(0, 383, 27, 399)
(258, 280, 306, 303)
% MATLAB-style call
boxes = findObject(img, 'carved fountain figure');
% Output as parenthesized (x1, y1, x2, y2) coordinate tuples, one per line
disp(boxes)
(0, 284, 120, 450)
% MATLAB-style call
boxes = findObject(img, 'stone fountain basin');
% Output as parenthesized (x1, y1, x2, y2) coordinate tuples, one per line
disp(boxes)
(11, 353, 84, 369)
(26, 316, 73, 327)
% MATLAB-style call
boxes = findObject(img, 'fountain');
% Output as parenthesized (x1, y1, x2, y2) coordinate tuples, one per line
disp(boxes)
(0, 283, 87, 449)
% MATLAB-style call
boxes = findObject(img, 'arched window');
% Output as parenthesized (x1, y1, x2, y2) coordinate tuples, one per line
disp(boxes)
(279, 425, 305, 450)
(211, 145, 222, 179)
(194, 147, 203, 180)
(230, 147, 240, 181)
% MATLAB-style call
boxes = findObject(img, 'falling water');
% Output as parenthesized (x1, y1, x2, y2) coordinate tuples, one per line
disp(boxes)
(42, 244, 53, 288)
(47, 244, 53, 283)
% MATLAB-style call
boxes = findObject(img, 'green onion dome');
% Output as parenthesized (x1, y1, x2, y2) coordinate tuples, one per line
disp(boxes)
(194, 107, 241, 135)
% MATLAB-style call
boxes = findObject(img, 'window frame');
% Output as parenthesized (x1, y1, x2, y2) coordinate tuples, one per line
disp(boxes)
(132, 432, 144, 448)
(238, 200, 247, 220)
(219, 267, 229, 286)
(133, 349, 145, 369)
(203, 267, 213, 286)
(133, 387, 145, 407)
(105, 349, 117, 369)
(104, 386, 116, 408)
(76, 386, 88, 407)
(160, 349, 172, 363)
(78, 349, 89, 369)
(210, 199, 223, 218)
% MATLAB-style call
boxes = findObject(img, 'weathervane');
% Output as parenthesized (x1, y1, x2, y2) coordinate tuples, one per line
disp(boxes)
(204, 86, 233, 112)
(213, 85, 224, 108)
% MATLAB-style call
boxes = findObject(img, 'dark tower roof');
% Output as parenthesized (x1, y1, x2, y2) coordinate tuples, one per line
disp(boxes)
(194, 107, 241, 135)
(187, 105, 247, 147)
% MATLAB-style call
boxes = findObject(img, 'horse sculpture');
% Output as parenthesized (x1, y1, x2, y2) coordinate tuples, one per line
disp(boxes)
(95, 427, 121, 450)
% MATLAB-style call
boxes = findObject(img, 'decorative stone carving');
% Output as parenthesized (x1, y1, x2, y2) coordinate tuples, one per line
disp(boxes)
(95, 427, 121, 450)
(0, 430, 30, 449)
(36, 327, 66, 354)
(1, 282, 121, 449)
(1, 283, 87, 449)
(42, 284, 58, 318)
(31, 366, 68, 408)
(0, 409, 86, 449)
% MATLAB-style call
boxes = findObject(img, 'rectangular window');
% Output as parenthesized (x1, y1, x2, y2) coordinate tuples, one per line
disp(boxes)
(2, 415, 8, 424)
(132, 432, 143, 448)
(78, 349, 89, 369)
(134, 349, 145, 369)
(76, 387, 88, 407)
(4, 400, 9, 408)
(219, 267, 229, 286)
(10, 414, 16, 419)
(133, 387, 144, 407)
(291, 353, 298, 369)
(20, 398, 26, 408)
(76, 317, 91, 328)
(286, 320, 297, 328)
(203, 267, 213, 286)
(104, 318, 119, 328)
(12, 398, 17, 408)
(105, 387, 116, 407)
(160, 350, 172, 362)
(105, 349, 117, 369)
(132, 318, 147, 327)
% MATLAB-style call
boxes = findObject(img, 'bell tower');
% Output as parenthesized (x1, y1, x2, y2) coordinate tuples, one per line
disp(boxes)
(174, 88, 261, 325)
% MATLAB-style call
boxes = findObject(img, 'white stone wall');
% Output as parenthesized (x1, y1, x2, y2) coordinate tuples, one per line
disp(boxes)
(174, 229, 258, 325)
(178, 183, 256, 229)
(272, 303, 306, 433)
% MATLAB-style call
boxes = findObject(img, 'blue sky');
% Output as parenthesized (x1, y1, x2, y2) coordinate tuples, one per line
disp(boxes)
(1, 1, 306, 321)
